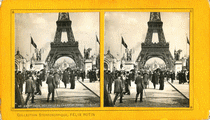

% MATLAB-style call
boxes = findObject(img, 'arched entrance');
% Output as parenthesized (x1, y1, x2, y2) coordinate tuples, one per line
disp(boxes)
(48, 52, 82, 69)
(144, 57, 166, 70)
(54, 57, 76, 71)
(139, 52, 173, 69)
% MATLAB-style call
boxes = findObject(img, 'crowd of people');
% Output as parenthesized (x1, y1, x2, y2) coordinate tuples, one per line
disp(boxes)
(15, 69, 46, 107)
(15, 67, 100, 108)
(104, 69, 189, 105)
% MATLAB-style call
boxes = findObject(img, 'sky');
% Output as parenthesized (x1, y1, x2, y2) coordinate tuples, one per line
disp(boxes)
(104, 12, 190, 64)
(15, 12, 99, 63)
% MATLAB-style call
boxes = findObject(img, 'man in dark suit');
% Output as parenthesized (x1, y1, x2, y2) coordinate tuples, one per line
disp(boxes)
(35, 71, 42, 95)
(108, 71, 114, 94)
(70, 70, 76, 89)
(135, 72, 144, 102)
(62, 69, 69, 88)
(171, 71, 175, 83)
(46, 71, 56, 102)
(17, 71, 24, 94)
(152, 71, 158, 89)
(113, 74, 123, 105)
(124, 71, 131, 95)
(25, 74, 35, 104)
(81, 70, 85, 82)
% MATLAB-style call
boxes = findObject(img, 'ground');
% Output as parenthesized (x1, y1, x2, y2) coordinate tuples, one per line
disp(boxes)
(109, 79, 189, 107)
(20, 78, 100, 108)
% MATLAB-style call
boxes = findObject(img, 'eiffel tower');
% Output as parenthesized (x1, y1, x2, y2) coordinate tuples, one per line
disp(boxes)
(46, 12, 84, 69)
(136, 12, 174, 69)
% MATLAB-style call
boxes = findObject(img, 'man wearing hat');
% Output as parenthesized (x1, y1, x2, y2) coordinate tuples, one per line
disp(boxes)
(70, 70, 76, 89)
(159, 71, 165, 90)
(124, 71, 131, 95)
(54, 70, 60, 88)
(135, 71, 144, 102)
(152, 71, 158, 89)
(25, 73, 35, 104)
(62, 69, 69, 88)
(113, 73, 123, 104)
(143, 70, 149, 89)
(46, 71, 56, 102)
(107, 70, 114, 94)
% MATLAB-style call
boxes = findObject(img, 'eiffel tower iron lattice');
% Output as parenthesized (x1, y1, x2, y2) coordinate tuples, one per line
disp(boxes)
(45, 12, 84, 69)
(136, 12, 174, 70)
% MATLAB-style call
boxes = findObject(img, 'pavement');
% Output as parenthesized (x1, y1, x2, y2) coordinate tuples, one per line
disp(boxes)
(20, 78, 100, 108)
(109, 78, 189, 107)
(77, 78, 100, 97)
(167, 79, 189, 99)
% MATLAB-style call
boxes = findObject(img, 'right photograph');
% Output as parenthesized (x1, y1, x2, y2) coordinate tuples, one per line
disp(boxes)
(104, 12, 190, 107)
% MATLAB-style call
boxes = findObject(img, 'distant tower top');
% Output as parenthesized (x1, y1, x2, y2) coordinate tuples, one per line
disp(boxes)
(58, 12, 70, 21)
(53, 12, 75, 42)
(149, 12, 161, 22)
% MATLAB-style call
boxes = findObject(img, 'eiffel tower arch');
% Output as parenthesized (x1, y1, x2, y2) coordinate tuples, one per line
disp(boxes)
(46, 13, 84, 69)
(136, 12, 174, 70)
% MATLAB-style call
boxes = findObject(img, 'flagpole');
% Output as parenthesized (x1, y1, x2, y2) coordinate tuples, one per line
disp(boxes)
(120, 36, 122, 70)
(95, 33, 97, 58)
(30, 35, 31, 56)
(30, 35, 32, 70)
(186, 36, 187, 56)
(121, 36, 122, 59)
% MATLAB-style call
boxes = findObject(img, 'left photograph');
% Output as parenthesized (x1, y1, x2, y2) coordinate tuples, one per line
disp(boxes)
(14, 12, 100, 108)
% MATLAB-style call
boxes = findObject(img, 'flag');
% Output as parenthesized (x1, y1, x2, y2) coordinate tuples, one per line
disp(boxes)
(31, 37, 37, 48)
(121, 37, 127, 48)
(96, 35, 100, 45)
(187, 36, 190, 45)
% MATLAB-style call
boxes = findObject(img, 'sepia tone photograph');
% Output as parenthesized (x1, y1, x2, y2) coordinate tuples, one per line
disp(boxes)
(15, 12, 100, 108)
(104, 12, 190, 107)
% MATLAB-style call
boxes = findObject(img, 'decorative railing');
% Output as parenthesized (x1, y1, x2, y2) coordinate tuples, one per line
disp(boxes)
(51, 41, 78, 47)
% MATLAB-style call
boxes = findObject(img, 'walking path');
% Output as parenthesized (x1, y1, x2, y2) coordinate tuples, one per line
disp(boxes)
(109, 79, 189, 107)
(167, 80, 189, 99)
(21, 78, 100, 108)
(78, 78, 100, 97)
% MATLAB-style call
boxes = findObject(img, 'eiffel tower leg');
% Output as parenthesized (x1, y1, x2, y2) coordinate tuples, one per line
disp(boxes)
(145, 29, 153, 44)
(54, 29, 62, 43)
(158, 29, 166, 43)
